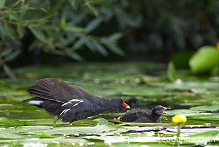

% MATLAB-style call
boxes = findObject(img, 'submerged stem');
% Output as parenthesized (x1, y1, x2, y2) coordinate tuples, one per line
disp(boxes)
(176, 123, 184, 142)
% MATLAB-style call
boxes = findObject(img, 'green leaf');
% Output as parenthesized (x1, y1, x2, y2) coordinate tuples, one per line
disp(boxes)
(97, 118, 115, 126)
(0, 49, 12, 57)
(85, 18, 102, 33)
(38, 133, 57, 138)
(85, 1, 99, 16)
(4, 24, 15, 39)
(3, 64, 17, 80)
(210, 65, 218, 76)
(0, 80, 10, 87)
(62, 25, 85, 32)
(0, 0, 5, 9)
(107, 33, 123, 41)
(29, 27, 47, 42)
(64, 50, 83, 61)
(16, 26, 25, 38)
(190, 105, 219, 111)
(92, 40, 108, 56)
(0, 117, 25, 127)
(96, 118, 118, 130)
(85, 40, 96, 52)
(60, 17, 66, 26)
(189, 130, 219, 137)
(0, 137, 13, 140)
(73, 38, 86, 49)
(166, 61, 177, 82)
(4, 49, 21, 62)
(189, 46, 219, 74)
(105, 43, 124, 55)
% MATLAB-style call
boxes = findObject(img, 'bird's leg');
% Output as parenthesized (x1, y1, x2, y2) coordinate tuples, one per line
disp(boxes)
(53, 116, 59, 127)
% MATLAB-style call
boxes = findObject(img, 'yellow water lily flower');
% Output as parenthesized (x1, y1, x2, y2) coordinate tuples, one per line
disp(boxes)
(172, 114, 187, 124)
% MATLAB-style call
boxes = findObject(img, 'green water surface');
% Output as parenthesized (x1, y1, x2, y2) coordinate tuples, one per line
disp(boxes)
(0, 62, 219, 147)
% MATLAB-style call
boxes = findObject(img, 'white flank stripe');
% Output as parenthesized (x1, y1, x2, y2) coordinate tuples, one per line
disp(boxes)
(60, 108, 70, 115)
(62, 99, 83, 107)
(28, 100, 43, 105)
(73, 100, 83, 107)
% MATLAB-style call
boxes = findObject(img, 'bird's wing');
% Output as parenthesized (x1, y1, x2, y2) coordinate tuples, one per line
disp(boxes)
(27, 78, 98, 102)
(121, 110, 144, 122)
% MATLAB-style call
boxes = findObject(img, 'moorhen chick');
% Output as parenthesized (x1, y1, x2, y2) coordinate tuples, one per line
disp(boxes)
(23, 78, 130, 126)
(120, 105, 169, 123)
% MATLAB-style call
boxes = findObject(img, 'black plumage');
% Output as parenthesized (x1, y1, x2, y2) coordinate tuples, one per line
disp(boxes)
(113, 97, 140, 113)
(24, 78, 130, 123)
(125, 97, 140, 110)
(120, 105, 169, 123)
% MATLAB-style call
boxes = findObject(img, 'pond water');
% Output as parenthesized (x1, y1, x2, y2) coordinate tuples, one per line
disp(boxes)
(0, 62, 219, 147)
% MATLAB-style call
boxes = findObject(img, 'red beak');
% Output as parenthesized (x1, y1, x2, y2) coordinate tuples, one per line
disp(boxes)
(123, 102, 130, 109)
(163, 107, 171, 114)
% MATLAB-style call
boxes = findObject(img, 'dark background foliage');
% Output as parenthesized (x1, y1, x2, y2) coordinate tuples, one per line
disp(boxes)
(0, 0, 219, 77)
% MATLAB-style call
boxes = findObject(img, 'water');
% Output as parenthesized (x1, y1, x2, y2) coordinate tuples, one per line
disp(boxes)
(0, 62, 219, 146)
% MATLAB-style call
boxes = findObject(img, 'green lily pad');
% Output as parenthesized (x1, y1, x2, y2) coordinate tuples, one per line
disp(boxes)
(189, 46, 219, 74)
(190, 105, 219, 111)
(0, 117, 26, 127)
(189, 130, 219, 137)
(38, 133, 57, 138)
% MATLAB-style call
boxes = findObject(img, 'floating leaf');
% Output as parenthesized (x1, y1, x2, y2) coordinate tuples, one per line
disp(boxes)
(97, 118, 116, 127)
(0, 117, 26, 127)
(0, 137, 13, 140)
(189, 130, 219, 137)
(190, 105, 219, 111)
(38, 133, 57, 138)
(189, 46, 219, 74)
(0, 80, 10, 87)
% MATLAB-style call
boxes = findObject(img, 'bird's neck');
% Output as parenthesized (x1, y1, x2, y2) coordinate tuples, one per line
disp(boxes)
(95, 97, 119, 112)
(150, 112, 161, 122)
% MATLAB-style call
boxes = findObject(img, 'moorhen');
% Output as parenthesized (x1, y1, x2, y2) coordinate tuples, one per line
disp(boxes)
(23, 78, 130, 126)
(102, 97, 140, 114)
(115, 97, 140, 113)
(125, 97, 140, 110)
(120, 105, 169, 123)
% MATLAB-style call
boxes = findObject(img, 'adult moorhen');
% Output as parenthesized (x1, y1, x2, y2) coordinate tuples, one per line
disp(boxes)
(23, 78, 130, 126)
(120, 105, 169, 123)
(125, 97, 140, 110)
(115, 97, 140, 113)
(102, 97, 140, 114)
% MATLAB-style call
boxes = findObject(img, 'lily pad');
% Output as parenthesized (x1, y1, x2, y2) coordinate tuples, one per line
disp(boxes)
(190, 105, 219, 112)
(189, 130, 219, 137)
(0, 117, 26, 127)
(189, 46, 219, 74)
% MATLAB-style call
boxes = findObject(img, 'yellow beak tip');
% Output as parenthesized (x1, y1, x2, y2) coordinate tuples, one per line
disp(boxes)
(126, 106, 130, 109)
